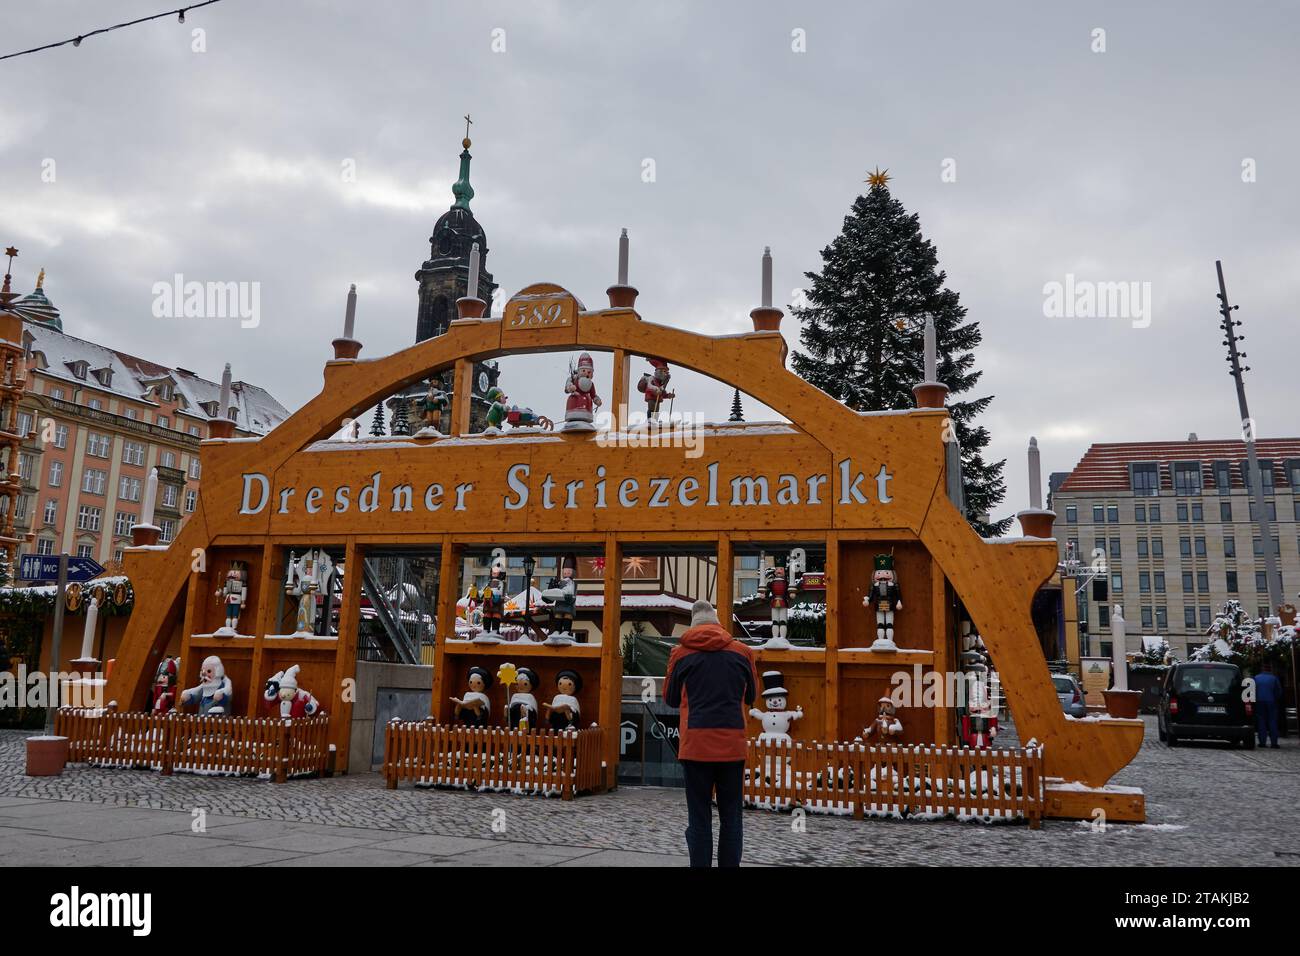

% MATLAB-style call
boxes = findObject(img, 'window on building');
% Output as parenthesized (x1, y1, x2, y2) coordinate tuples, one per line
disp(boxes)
(1149, 503, 1161, 522)
(1137, 538, 1148, 558)
(188, 458, 201, 480)
(1200, 606, 1211, 628)
(86, 398, 103, 411)
(114, 511, 135, 536)
(17, 452, 33, 482)
(161, 484, 178, 508)
(76, 544, 93, 559)
(53, 424, 68, 449)
(113, 549, 124, 563)
(1111, 573, 1123, 593)
(1224, 536, 1235, 558)
(1110, 538, 1121, 560)
(1247, 499, 1278, 522)
(1156, 606, 1168, 629)
(1195, 537, 1206, 557)
(1135, 504, 1146, 523)
(1197, 570, 1209, 592)
(50, 386, 65, 401)
(1152, 537, 1164, 558)
(1131, 463, 1160, 497)
(1154, 572, 1166, 593)
(1184, 606, 1196, 628)
(1214, 460, 1231, 493)
(122, 441, 145, 466)
(1173, 462, 1202, 495)
(1191, 503, 1203, 522)
(1182, 571, 1194, 592)
(1139, 571, 1150, 593)
(1141, 607, 1153, 629)
(76, 505, 102, 532)
(1065, 505, 1077, 523)
(43, 499, 57, 524)
(1093, 505, 1104, 523)
(48, 460, 63, 487)
(1220, 501, 1232, 521)
(184, 489, 197, 512)
(118, 475, 141, 502)
(160, 450, 176, 468)
(16, 410, 33, 436)
(1179, 536, 1191, 557)
(36, 538, 54, 556)
(157, 415, 169, 429)
(1256, 571, 1267, 592)
(81, 468, 107, 495)
(124, 407, 138, 420)
(188, 425, 200, 437)
(1226, 570, 1238, 593)
(1289, 460, 1300, 488)
(86, 432, 111, 457)
(1098, 604, 1110, 628)
(160, 518, 175, 542)
(1177, 502, 1188, 522)
(1107, 505, 1119, 523)
(157, 383, 175, 402)
(15, 495, 28, 520)
(1294, 499, 1300, 521)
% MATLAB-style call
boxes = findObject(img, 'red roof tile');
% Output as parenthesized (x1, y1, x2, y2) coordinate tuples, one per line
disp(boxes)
(1056, 438, 1300, 494)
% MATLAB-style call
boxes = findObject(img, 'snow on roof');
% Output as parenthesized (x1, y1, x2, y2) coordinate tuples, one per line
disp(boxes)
(23, 319, 289, 435)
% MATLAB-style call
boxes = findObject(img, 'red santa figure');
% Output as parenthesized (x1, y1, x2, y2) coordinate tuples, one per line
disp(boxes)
(151, 656, 179, 714)
(562, 352, 602, 431)
(262, 664, 323, 719)
(636, 358, 675, 423)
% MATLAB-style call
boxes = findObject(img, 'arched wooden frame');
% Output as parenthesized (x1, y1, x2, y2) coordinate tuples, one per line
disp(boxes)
(109, 289, 1142, 788)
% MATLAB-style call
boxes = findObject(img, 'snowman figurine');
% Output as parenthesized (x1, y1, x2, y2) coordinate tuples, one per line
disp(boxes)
(748, 670, 803, 744)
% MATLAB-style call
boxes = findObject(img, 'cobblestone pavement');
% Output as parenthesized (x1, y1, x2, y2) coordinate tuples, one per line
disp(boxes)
(1, 717, 1296, 866)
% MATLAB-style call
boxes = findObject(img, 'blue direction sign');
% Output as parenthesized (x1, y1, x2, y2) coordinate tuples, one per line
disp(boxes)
(17, 553, 106, 583)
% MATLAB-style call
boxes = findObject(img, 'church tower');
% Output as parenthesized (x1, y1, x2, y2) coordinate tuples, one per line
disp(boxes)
(414, 132, 497, 342)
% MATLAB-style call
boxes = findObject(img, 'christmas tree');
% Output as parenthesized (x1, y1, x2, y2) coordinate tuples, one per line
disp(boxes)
(790, 170, 1009, 536)
(728, 388, 745, 423)
(368, 400, 386, 437)
(389, 399, 411, 437)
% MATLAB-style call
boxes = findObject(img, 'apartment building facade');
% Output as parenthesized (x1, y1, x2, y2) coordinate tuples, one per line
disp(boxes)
(1050, 437, 1300, 659)
(7, 273, 289, 572)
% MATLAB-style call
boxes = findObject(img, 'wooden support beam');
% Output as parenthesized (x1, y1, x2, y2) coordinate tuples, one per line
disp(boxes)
(450, 358, 474, 435)
(599, 533, 623, 790)
(609, 348, 632, 432)
(330, 536, 364, 767)
(824, 532, 840, 741)
(431, 535, 460, 723)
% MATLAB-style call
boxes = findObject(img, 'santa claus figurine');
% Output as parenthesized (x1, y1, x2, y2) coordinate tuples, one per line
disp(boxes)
(636, 358, 675, 423)
(180, 655, 233, 716)
(450, 666, 492, 726)
(151, 657, 179, 714)
(862, 696, 903, 741)
(863, 553, 903, 651)
(543, 669, 582, 732)
(562, 352, 602, 431)
(263, 664, 323, 719)
(749, 671, 803, 744)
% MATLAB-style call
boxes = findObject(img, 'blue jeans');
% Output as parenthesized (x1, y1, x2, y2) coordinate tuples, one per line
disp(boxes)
(681, 760, 744, 868)
(1257, 701, 1280, 746)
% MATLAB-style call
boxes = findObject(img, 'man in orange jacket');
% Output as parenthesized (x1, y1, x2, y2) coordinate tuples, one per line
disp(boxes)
(664, 599, 759, 867)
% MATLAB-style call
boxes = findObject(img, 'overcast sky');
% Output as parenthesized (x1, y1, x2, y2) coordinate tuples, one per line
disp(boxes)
(3, 0, 1297, 527)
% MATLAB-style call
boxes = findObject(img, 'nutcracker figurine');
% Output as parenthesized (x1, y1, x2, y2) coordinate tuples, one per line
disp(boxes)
(450, 666, 493, 726)
(151, 656, 179, 714)
(862, 696, 903, 741)
(636, 358, 675, 423)
(285, 548, 335, 635)
(862, 552, 902, 651)
(262, 664, 323, 719)
(758, 560, 800, 649)
(214, 561, 248, 634)
(474, 561, 507, 641)
(543, 669, 582, 731)
(541, 554, 578, 644)
(562, 352, 602, 431)
(419, 377, 450, 434)
(961, 674, 999, 749)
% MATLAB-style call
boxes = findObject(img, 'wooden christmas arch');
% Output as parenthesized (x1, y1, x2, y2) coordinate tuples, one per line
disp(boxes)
(107, 283, 1142, 798)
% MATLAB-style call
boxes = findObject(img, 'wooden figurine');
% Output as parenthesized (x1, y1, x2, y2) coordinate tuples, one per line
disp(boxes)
(263, 664, 323, 718)
(214, 560, 248, 635)
(450, 666, 493, 726)
(540, 554, 578, 645)
(151, 656, 179, 714)
(758, 564, 796, 649)
(507, 666, 540, 730)
(636, 358, 675, 423)
(286, 548, 334, 635)
(863, 696, 903, 741)
(749, 670, 803, 744)
(505, 404, 554, 430)
(483, 386, 510, 434)
(562, 351, 601, 431)
(180, 655, 233, 716)
(474, 562, 507, 642)
(543, 669, 582, 731)
(419, 378, 450, 434)
(863, 552, 902, 651)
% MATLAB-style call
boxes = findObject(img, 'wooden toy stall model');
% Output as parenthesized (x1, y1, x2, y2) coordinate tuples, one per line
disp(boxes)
(93, 256, 1145, 819)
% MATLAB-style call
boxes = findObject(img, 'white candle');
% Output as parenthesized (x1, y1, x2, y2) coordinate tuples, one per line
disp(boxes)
(219, 363, 232, 418)
(467, 242, 481, 300)
(761, 247, 773, 308)
(141, 467, 158, 527)
(618, 228, 629, 285)
(344, 283, 357, 339)
(923, 314, 937, 382)
(1111, 604, 1128, 692)
(1028, 437, 1043, 510)
(80, 595, 98, 660)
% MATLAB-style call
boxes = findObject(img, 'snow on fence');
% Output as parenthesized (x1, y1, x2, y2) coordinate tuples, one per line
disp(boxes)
(745, 739, 1044, 827)
(383, 722, 607, 799)
(55, 708, 332, 782)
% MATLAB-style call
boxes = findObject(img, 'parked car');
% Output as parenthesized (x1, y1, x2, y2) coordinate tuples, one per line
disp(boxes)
(1157, 662, 1254, 748)
(1052, 673, 1087, 718)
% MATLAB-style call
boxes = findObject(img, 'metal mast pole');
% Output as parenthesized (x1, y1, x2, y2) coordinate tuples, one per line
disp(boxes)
(1215, 260, 1282, 614)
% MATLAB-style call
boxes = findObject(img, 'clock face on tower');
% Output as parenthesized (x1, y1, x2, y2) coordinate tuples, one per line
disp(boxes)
(477, 371, 489, 394)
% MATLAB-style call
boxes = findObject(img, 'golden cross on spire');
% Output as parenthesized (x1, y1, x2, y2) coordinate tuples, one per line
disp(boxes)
(463, 114, 473, 148)
(865, 166, 891, 187)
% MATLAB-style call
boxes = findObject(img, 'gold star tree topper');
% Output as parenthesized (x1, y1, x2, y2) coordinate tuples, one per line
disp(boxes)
(865, 167, 891, 187)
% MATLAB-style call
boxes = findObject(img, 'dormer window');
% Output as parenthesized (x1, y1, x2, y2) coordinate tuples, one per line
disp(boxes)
(93, 367, 113, 387)
(201, 400, 220, 417)
(68, 360, 88, 380)
(227, 407, 239, 421)
(156, 382, 175, 402)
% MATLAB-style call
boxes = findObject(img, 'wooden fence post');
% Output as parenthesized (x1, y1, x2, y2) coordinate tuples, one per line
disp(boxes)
(274, 718, 289, 783)
(160, 714, 174, 776)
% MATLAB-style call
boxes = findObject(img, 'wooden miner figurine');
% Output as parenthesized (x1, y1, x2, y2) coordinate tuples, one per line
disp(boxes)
(636, 358, 675, 423)
(863, 553, 902, 651)
(541, 554, 579, 644)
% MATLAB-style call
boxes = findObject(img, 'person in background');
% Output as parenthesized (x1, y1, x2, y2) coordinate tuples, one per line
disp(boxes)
(1253, 661, 1282, 749)
(664, 599, 759, 867)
